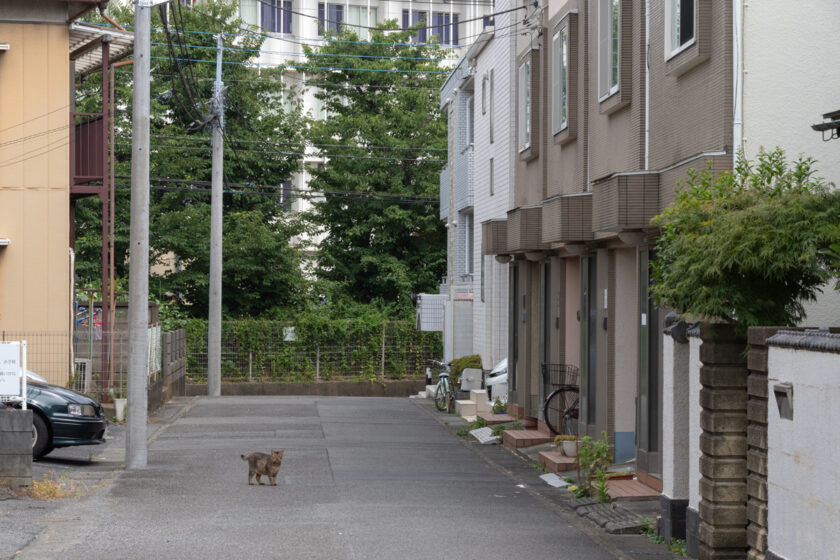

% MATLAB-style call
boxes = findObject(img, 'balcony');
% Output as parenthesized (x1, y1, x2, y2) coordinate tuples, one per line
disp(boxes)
(541, 193, 593, 245)
(591, 173, 660, 233)
(481, 219, 508, 255)
(506, 205, 548, 253)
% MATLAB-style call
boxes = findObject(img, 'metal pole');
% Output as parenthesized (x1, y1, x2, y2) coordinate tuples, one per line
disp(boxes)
(127, 0, 152, 470)
(207, 33, 225, 397)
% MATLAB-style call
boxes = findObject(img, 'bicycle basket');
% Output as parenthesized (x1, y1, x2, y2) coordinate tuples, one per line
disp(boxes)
(541, 364, 580, 390)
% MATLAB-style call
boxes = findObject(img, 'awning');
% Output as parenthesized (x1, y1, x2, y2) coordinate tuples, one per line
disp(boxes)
(70, 22, 134, 77)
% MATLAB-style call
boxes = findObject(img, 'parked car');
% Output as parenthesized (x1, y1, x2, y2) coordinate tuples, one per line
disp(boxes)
(484, 358, 508, 401)
(2, 371, 107, 459)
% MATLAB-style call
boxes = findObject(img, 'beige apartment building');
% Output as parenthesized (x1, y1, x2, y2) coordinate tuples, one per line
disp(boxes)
(0, 1, 130, 385)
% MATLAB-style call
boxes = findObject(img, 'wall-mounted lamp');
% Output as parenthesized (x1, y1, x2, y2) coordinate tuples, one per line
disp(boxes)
(0, 238, 11, 247)
(494, 254, 512, 264)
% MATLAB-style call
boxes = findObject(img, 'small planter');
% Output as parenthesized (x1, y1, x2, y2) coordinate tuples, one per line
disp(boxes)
(561, 440, 578, 457)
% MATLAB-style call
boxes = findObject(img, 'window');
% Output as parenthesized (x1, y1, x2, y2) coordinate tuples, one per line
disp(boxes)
(483, 16, 493, 28)
(481, 74, 487, 115)
(402, 10, 428, 42)
(280, 180, 293, 213)
(598, 0, 619, 100)
(431, 13, 459, 45)
(318, 3, 343, 36)
(666, 0, 695, 56)
(347, 6, 377, 40)
(466, 95, 474, 146)
(552, 25, 569, 133)
(240, 0, 258, 26)
(518, 59, 531, 151)
(489, 157, 494, 196)
(465, 214, 474, 275)
(262, 0, 292, 34)
(489, 69, 494, 143)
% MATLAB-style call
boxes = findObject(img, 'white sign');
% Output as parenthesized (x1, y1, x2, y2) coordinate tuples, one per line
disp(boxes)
(0, 342, 22, 398)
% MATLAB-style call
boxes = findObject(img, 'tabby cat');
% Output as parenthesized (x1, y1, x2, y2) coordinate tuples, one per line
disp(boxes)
(241, 449, 284, 486)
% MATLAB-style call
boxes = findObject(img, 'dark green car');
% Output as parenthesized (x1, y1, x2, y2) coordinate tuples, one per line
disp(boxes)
(22, 373, 107, 459)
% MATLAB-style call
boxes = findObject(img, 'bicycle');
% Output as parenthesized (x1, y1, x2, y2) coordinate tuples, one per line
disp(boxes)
(428, 359, 457, 413)
(542, 364, 580, 435)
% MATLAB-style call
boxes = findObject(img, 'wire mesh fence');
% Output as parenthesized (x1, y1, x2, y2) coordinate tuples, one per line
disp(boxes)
(184, 320, 443, 383)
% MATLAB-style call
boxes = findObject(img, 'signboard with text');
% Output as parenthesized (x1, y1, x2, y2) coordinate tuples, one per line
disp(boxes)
(0, 342, 24, 401)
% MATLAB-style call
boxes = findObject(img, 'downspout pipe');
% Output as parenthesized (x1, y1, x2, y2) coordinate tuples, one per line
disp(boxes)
(733, 0, 743, 154)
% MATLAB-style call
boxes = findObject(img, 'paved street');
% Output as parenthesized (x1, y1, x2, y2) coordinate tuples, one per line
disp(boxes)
(4, 396, 672, 559)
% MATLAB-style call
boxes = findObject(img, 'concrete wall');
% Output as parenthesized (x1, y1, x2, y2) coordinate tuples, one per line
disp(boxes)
(765, 331, 840, 560)
(613, 247, 637, 460)
(686, 330, 702, 556)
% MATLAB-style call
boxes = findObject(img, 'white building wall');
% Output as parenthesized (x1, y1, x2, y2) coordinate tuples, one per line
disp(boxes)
(470, 0, 516, 370)
(766, 341, 840, 560)
(741, 0, 840, 327)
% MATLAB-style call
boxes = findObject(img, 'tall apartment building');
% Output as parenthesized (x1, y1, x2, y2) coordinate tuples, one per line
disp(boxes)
(238, 0, 494, 230)
(450, 1, 840, 555)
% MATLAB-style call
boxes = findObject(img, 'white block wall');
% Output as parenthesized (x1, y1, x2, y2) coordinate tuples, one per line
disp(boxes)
(662, 332, 690, 500)
(766, 342, 840, 560)
(688, 334, 702, 512)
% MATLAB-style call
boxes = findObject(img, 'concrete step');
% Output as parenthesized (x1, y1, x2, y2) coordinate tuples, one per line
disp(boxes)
(538, 451, 578, 473)
(477, 412, 515, 425)
(425, 385, 437, 398)
(502, 429, 554, 451)
(455, 400, 476, 417)
(469, 390, 492, 413)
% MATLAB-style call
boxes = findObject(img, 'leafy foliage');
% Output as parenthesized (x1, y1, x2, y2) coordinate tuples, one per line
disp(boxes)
(75, 1, 307, 317)
(651, 148, 840, 330)
(302, 24, 448, 305)
(575, 430, 613, 499)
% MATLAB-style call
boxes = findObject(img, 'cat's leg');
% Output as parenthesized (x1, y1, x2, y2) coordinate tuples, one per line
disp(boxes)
(255, 473, 264, 485)
(269, 475, 276, 486)
(248, 471, 255, 485)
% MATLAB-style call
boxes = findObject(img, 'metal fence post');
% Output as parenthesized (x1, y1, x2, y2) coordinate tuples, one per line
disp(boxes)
(249, 351, 252, 381)
(316, 346, 320, 381)
(380, 323, 386, 380)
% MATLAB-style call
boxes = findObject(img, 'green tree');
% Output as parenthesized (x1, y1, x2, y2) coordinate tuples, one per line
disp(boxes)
(302, 24, 448, 308)
(651, 147, 840, 330)
(74, 0, 307, 316)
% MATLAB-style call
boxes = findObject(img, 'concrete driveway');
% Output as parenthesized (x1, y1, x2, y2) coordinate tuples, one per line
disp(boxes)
(10, 396, 634, 559)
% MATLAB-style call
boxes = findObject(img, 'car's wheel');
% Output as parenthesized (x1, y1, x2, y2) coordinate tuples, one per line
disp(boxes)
(32, 414, 51, 459)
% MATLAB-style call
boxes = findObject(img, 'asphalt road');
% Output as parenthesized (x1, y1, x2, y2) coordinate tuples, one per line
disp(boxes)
(6, 396, 651, 559)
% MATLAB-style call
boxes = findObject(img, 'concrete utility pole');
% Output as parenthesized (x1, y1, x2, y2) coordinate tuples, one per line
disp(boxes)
(207, 33, 225, 397)
(127, 0, 154, 469)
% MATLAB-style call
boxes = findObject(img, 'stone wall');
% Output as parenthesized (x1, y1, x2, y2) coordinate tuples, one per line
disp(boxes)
(697, 324, 748, 559)
(0, 409, 32, 490)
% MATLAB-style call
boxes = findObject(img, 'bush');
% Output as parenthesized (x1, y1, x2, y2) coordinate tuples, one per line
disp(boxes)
(652, 148, 840, 331)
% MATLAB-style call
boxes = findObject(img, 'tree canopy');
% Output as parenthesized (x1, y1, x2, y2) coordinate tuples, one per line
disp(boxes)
(74, 0, 307, 317)
(651, 148, 840, 330)
(302, 24, 448, 308)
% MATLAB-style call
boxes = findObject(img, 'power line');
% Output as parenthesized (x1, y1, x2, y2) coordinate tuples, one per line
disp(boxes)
(115, 141, 446, 162)
(146, 55, 452, 74)
(150, 41, 459, 62)
(118, 133, 447, 152)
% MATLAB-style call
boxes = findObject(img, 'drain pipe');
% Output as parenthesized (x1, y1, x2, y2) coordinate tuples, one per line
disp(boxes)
(732, 0, 744, 154)
(644, 0, 650, 170)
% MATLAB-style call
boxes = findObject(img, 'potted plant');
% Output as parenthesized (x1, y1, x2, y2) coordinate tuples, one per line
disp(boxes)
(554, 434, 578, 457)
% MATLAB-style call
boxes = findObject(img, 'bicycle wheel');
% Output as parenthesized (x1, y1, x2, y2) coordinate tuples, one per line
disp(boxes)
(543, 387, 580, 435)
(434, 381, 449, 411)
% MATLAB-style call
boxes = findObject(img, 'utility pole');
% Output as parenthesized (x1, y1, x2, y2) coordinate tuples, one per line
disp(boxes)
(207, 33, 225, 397)
(127, 0, 154, 469)
(446, 94, 456, 362)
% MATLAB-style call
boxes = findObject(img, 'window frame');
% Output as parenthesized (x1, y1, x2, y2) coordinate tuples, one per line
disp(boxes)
(518, 58, 531, 153)
(550, 11, 578, 144)
(665, 0, 696, 59)
(598, 0, 620, 102)
(552, 25, 569, 134)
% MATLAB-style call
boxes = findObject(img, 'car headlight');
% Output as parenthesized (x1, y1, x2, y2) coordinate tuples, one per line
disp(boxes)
(68, 404, 96, 417)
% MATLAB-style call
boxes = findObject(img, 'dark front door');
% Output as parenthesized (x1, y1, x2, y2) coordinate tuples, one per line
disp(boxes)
(580, 255, 598, 437)
(637, 249, 662, 477)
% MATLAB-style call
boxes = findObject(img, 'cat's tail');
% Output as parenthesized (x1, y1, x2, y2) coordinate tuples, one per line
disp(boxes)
(241, 454, 247, 460)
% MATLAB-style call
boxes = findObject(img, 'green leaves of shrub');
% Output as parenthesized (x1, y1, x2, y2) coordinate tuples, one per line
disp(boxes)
(652, 148, 840, 331)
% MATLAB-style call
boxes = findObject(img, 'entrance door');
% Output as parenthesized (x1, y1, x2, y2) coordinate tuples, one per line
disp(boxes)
(637, 249, 662, 476)
(580, 255, 598, 437)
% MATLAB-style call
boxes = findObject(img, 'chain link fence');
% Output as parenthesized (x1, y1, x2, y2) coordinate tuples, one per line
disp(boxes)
(185, 320, 443, 382)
